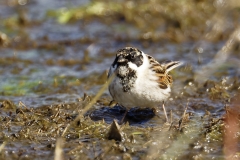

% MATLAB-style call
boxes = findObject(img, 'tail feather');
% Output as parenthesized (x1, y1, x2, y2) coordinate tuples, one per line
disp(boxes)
(164, 61, 183, 73)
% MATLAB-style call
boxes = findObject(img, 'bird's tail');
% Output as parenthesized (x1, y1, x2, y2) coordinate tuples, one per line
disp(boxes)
(164, 61, 183, 73)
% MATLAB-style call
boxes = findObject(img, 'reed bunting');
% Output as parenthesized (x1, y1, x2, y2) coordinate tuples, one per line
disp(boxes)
(108, 47, 182, 122)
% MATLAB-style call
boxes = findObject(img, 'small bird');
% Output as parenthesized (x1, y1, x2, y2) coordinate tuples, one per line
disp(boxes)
(108, 47, 182, 123)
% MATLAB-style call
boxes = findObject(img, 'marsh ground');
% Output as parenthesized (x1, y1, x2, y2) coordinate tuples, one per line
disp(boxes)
(0, 0, 240, 159)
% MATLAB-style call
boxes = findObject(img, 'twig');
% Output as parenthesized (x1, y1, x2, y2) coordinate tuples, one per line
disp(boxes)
(61, 124, 70, 137)
(54, 138, 64, 160)
(179, 100, 189, 131)
(0, 142, 6, 153)
(61, 73, 115, 137)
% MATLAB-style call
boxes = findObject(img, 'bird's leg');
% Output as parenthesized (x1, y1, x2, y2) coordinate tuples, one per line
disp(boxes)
(162, 101, 169, 122)
(119, 109, 128, 125)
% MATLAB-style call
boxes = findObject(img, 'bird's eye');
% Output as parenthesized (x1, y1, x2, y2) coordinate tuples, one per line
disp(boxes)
(130, 53, 136, 59)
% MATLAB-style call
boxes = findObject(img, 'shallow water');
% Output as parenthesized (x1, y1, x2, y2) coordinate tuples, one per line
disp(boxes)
(0, 0, 240, 159)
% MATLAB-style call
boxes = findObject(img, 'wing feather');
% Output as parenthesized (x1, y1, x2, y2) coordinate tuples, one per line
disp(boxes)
(146, 54, 181, 89)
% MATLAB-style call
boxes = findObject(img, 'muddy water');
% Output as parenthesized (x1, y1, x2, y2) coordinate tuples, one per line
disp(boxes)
(0, 0, 240, 159)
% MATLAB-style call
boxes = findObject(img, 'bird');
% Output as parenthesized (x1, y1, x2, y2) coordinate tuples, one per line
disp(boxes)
(108, 47, 182, 123)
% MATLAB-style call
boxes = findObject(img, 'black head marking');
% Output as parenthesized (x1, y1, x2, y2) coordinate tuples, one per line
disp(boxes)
(112, 47, 143, 67)
(111, 47, 144, 92)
